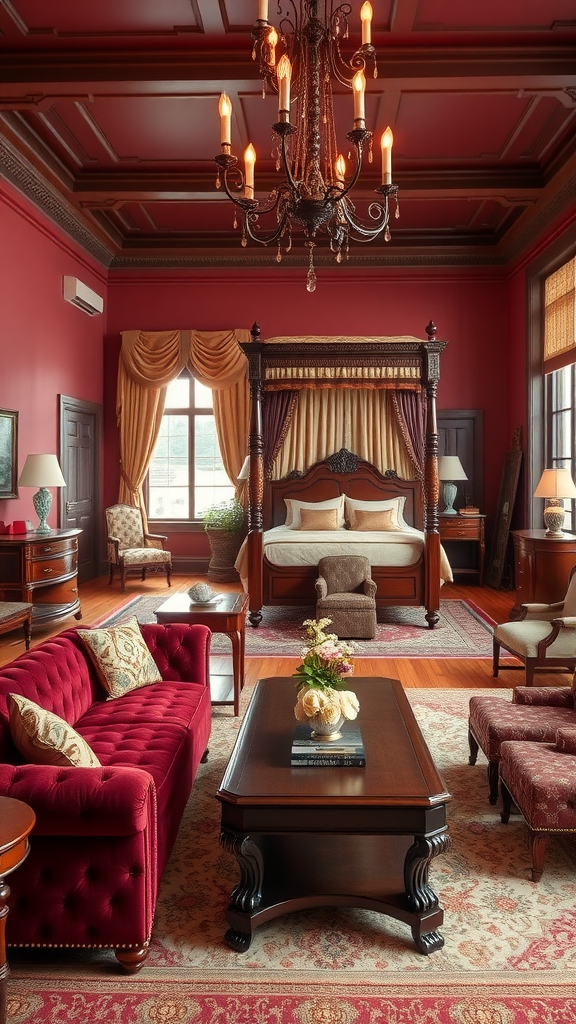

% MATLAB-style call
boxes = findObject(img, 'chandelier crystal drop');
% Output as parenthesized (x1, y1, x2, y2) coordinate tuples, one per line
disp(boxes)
(214, 1, 399, 288)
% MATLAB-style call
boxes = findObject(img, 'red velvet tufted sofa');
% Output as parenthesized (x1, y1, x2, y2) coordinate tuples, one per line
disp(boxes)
(0, 622, 212, 972)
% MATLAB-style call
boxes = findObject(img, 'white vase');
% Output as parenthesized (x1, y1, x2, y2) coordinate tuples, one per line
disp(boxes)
(308, 713, 346, 739)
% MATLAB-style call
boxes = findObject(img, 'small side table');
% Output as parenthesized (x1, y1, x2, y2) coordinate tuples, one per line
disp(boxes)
(510, 529, 576, 619)
(439, 515, 486, 583)
(0, 797, 35, 1024)
(155, 590, 248, 716)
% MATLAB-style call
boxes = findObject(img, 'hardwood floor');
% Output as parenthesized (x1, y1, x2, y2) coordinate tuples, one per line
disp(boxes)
(0, 574, 568, 690)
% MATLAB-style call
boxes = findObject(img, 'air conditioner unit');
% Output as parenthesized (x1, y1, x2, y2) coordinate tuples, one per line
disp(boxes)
(63, 276, 104, 316)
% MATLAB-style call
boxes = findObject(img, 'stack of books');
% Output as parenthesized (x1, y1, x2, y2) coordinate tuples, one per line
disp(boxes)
(459, 506, 480, 516)
(290, 724, 366, 767)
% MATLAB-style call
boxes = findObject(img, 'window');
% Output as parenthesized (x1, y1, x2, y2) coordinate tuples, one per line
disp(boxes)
(148, 374, 234, 521)
(544, 255, 576, 533)
(544, 364, 576, 533)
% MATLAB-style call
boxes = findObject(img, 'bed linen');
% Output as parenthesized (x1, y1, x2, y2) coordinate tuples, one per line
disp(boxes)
(236, 526, 453, 588)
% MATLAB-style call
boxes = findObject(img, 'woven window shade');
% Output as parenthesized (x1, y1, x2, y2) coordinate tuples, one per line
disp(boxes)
(544, 257, 576, 371)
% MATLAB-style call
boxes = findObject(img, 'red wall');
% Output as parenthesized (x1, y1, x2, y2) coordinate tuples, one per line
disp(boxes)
(0, 181, 106, 528)
(106, 266, 510, 551)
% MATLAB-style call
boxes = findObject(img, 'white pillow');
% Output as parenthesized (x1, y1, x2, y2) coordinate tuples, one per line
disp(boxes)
(345, 495, 408, 530)
(284, 494, 345, 530)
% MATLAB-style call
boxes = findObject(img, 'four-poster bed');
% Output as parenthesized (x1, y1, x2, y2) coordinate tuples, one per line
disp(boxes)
(238, 323, 449, 629)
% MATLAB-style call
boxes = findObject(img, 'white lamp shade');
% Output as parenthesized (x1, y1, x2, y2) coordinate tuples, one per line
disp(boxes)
(237, 456, 250, 482)
(19, 454, 66, 488)
(533, 468, 576, 499)
(438, 455, 467, 481)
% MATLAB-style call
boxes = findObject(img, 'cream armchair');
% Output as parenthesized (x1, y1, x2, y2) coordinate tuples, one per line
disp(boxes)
(493, 566, 576, 686)
(105, 504, 172, 592)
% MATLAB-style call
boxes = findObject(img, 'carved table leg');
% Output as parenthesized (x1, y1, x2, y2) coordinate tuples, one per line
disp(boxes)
(220, 830, 263, 951)
(404, 830, 449, 954)
(0, 876, 10, 1024)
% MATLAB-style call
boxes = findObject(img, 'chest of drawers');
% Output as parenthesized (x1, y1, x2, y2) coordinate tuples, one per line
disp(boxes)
(0, 529, 82, 628)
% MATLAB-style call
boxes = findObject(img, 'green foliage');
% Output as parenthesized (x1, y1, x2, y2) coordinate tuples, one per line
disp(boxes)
(202, 497, 245, 534)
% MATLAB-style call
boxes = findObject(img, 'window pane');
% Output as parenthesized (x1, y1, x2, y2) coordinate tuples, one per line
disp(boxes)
(194, 414, 233, 516)
(165, 377, 190, 410)
(149, 414, 189, 518)
(194, 379, 213, 409)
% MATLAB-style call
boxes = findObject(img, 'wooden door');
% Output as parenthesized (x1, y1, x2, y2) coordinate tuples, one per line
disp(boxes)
(59, 396, 102, 583)
(438, 409, 484, 511)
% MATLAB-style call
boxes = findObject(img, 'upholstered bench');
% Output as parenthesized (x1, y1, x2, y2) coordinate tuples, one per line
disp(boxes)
(468, 688, 576, 804)
(0, 603, 32, 651)
(500, 729, 576, 881)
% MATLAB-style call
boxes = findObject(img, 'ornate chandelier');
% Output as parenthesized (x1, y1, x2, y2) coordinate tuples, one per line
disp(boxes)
(215, 1, 399, 291)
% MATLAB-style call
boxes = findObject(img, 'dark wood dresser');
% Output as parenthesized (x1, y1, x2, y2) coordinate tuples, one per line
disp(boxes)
(0, 528, 82, 628)
(511, 528, 576, 619)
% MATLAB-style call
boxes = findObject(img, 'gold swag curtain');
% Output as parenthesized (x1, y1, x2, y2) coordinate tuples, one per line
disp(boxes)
(117, 329, 250, 520)
(272, 388, 415, 480)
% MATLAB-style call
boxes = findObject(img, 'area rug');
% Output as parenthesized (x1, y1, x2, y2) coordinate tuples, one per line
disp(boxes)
(8, 689, 576, 1023)
(99, 595, 506, 659)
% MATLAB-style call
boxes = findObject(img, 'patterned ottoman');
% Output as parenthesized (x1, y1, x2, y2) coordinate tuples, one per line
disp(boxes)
(468, 689, 576, 804)
(499, 729, 576, 881)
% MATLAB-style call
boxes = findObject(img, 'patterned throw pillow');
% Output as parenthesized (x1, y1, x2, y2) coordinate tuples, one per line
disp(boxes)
(299, 507, 340, 531)
(353, 508, 402, 532)
(284, 495, 345, 529)
(77, 616, 162, 699)
(8, 693, 101, 767)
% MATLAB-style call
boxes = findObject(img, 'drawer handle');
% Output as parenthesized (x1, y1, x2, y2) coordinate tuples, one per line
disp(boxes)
(42, 546, 52, 553)
(43, 568, 54, 574)
(71, 587, 78, 593)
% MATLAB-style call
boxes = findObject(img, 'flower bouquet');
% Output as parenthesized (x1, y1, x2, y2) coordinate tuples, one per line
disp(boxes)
(293, 618, 359, 736)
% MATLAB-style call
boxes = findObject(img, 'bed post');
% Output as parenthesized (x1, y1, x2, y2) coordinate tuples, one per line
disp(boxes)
(422, 320, 442, 629)
(243, 322, 265, 626)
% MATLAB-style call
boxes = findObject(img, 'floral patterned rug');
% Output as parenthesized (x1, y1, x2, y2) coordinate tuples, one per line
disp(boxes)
(100, 595, 506, 659)
(8, 688, 576, 1023)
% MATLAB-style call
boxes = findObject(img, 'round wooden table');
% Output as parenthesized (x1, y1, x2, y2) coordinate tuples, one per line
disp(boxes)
(0, 797, 35, 1024)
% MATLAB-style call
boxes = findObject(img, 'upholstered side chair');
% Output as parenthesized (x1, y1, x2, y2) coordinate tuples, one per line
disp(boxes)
(315, 555, 377, 639)
(105, 504, 172, 592)
(493, 566, 576, 687)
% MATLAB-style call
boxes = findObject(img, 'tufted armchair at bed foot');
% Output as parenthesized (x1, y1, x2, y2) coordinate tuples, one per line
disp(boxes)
(315, 555, 377, 639)
(106, 504, 172, 592)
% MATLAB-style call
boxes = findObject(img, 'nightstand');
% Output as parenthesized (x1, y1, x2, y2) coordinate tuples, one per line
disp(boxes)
(510, 529, 576, 619)
(439, 515, 486, 584)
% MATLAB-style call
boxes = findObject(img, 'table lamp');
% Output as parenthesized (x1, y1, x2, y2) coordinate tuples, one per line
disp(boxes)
(237, 456, 250, 481)
(438, 455, 467, 516)
(18, 454, 66, 534)
(533, 468, 576, 537)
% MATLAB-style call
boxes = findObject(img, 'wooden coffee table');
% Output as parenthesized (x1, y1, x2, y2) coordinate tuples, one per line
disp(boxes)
(154, 590, 247, 715)
(217, 676, 450, 954)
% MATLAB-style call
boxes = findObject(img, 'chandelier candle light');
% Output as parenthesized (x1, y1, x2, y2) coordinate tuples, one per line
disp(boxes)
(215, 1, 398, 291)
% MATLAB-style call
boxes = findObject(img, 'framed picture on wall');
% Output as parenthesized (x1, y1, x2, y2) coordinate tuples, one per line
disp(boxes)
(0, 409, 18, 499)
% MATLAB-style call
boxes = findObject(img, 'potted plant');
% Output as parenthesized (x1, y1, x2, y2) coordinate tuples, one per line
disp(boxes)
(203, 497, 246, 582)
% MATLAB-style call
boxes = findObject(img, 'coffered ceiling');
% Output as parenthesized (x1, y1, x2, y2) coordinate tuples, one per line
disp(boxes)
(1, 0, 575, 269)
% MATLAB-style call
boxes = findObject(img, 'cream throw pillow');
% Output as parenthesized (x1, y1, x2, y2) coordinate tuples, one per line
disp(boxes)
(345, 495, 407, 530)
(285, 495, 345, 529)
(78, 616, 162, 699)
(353, 508, 402, 532)
(8, 693, 101, 767)
(299, 507, 340, 531)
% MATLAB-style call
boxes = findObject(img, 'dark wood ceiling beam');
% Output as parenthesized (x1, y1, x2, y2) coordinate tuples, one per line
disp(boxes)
(71, 167, 543, 201)
(0, 47, 575, 92)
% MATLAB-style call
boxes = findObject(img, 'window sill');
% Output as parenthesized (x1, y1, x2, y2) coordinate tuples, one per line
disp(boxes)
(148, 520, 205, 533)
